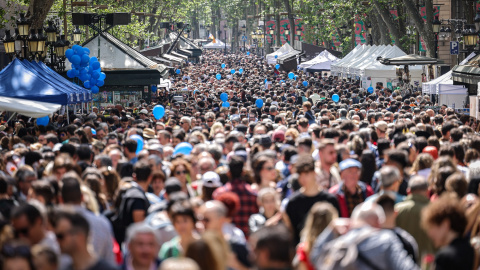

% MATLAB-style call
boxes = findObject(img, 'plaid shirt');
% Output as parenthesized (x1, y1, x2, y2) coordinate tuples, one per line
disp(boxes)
(213, 179, 259, 237)
(343, 185, 364, 217)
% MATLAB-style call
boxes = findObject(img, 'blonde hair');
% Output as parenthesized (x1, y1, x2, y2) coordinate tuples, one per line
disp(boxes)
(300, 202, 338, 253)
(209, 122, 224, 138)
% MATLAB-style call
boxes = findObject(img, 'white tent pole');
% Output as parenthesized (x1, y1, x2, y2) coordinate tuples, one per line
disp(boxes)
(66, 106, 70, 124)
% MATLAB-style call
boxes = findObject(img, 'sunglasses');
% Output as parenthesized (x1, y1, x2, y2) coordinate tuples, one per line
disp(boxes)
(207, 119, 214, 122)
(14, 227, 29, 238)
(175, 170, 188, 175)
(180, 122, 184, 125)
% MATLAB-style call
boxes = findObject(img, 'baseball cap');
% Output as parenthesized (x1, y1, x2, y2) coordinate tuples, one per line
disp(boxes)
(339, 159, 362, 172)
(272, 130, 285, 142)
(164, 178, 182, 195)
(374, 121, 388, 132)
(422, 146, 438, 160)
(202, 172, 222, 188)
(140, 109, 148, 115)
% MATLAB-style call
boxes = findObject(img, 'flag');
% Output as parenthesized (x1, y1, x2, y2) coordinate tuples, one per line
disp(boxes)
(208, 33, 216, 43)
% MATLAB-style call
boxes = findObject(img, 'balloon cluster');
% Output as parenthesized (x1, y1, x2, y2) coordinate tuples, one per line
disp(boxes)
(66, 45, 106, 94)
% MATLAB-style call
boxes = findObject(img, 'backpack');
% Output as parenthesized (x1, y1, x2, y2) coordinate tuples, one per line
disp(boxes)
(315, 228, 380, 270)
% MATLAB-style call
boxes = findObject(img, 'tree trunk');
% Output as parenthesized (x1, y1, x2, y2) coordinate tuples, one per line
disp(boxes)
(372, 0, 404, 48)
(404, 0, 435, 57)
(275, 0, 281, 46)
(374, 12, 390, 45)
(27, 0, 55, 29)
(283, 0, 295, 45)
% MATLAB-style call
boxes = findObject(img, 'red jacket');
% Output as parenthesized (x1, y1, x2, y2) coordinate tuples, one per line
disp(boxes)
(328, 182, 374, 217)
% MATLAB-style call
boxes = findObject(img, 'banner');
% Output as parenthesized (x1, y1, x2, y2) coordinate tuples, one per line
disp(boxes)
(265, 19, 304, 45)
(354, 14, 367, 45)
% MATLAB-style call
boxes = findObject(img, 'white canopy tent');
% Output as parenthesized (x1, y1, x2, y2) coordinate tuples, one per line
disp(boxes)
(203, 39, 231, 49)
(298, 51, 339, 72)
(346, 45, 389, 75)
(266, 43, 294, 65)
(0, 97, 61, 118)
(331, 45, 366, 75)
(339, 45, 378, 75)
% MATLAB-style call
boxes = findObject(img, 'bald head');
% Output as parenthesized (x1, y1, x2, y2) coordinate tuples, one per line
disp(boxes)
(350, 202, 386, 229)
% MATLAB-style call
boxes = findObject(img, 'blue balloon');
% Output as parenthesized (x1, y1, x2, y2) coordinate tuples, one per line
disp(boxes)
(96, 80, 104, 87)
(92, 71, 100, 79)
(151, 85, 157, 93)
(70, 55, 81, 65)
(220, 93, 228, 102)
(91, 61, 100, 70)
(72, 69, 79, 76)
(81, 54, 90, 64)
(91, 86, 99, 93)
(84, 81, 91, 88)
(79, 74, 89, 82)
(91, 128, 96, 135)
(303, 81, 308, 87)
(288, 72, 295, 79)
(79, 68, 88, 75)
(153, 105, 165, 120)
(66, 69, 75, 78)
(239, 68, 244, 74)
(36, 115, 49, 126)
(89, 57, 98, 64)
(247, 51, 250, 56)
(99, 72, 106, 80)
(65, 49, 74, 59)
(73, 45, 83, 55)
(176, 69, 181, 74)
(367, 86, 374, 94)
(332, 94, 340, 102)
(280, 80, 285, 83)
(222, 101, 230, 108)
(221, 63, 226, 69)
(130, 134, 144, 155)
(275, 55, 278, 59)
(216, 74, 222, 80)
(173, 142, 193, 156)
(275, 64, 280, 70)
(230, 69, 235, 74)
(256, 98, 264, 108)
(90, 78, 97, 85)
(83, 47, 90, 55)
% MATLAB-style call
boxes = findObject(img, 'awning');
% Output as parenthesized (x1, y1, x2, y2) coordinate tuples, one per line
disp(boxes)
(277, 50, 302, 64)
(452, 54, 480, 84)
(0, 96, 61, 118)
(177, 49, 194, 57)
(170, 51, 188, 60)
(162, 54, 184, 64)
(378, 54, 443, 65)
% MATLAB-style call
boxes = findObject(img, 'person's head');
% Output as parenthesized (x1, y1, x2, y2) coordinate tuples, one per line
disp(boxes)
(31, 244, 58, 270)
(339, 159, 361, 187)
(1, 243, 35, 270)
(421, 196, 467, 248)
(29, 180, 55, 206)
(300, 202, 338, 252)
(375, 193, 396, 228)
(133, 160, 152, 183)
(294, 154, 316, 187)
(11, 204, 45, 245)
(123, 138, 138, 157)
(199, 200, 228, 232)
(126, 223, 161, 268)
(251, 224, 293, 270)
(170, 159, 192, 184)
(378, 165, 401, 192)
(185, 236, 223, 270)
(445, 173, 468, 199)
(385, 149, 408, 171)
(252, 156, 276, 185)
(168, 200, 196, 236)
(228, 155, 245, 180)
(15, 166, 36, 196)
(318, 139, 337, 166)
(256, 188, 279, 215)
(52, 207, 90, 256)
(407, 175, 429, 197)
(350, 202, 386, 229)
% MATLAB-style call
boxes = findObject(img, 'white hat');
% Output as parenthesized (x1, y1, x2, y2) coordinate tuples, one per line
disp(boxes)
(140, 109, 148, 115)
(202, 171, 222, 188)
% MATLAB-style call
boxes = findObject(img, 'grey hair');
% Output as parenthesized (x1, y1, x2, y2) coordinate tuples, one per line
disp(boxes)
(205, 200, 227, 218)
(94, 154, 112, 168)
(351, 202, 385, 227)
(198, 157, 216, 170)
(408, 175, 429, 192)
(125, 223, 161, 246)
(468, 160, 480, 182)
(379, 166, 401, 188)
(148, 154, 162, 165)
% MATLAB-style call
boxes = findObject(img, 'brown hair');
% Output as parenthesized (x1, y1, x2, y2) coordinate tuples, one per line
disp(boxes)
(421, 196, 467, 235)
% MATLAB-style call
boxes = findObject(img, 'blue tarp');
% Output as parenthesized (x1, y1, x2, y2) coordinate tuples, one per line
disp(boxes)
(0, 59, 71, 105)
(0, 59, 91, 105)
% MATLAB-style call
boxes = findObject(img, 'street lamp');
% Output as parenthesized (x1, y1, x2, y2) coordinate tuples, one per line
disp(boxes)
(73, 26, 82, 43)
(340, 25, 347, 36)
(464, 27, 478, 47)
(269, 27, 274, 35)
(45, 21, 57, 43)
(2, 30, 16, 55)
(16, 13, 30, 37)
(366, 23, 372, 35)
(284, 25, 289, 36)
(432, 17, 441, 33)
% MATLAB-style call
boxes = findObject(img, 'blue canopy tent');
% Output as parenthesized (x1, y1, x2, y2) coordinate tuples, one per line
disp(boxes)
(0, 59, 73, 118)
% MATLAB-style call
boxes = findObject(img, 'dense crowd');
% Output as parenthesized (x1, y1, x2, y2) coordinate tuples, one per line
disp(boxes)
(0, 49, 479, 270)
